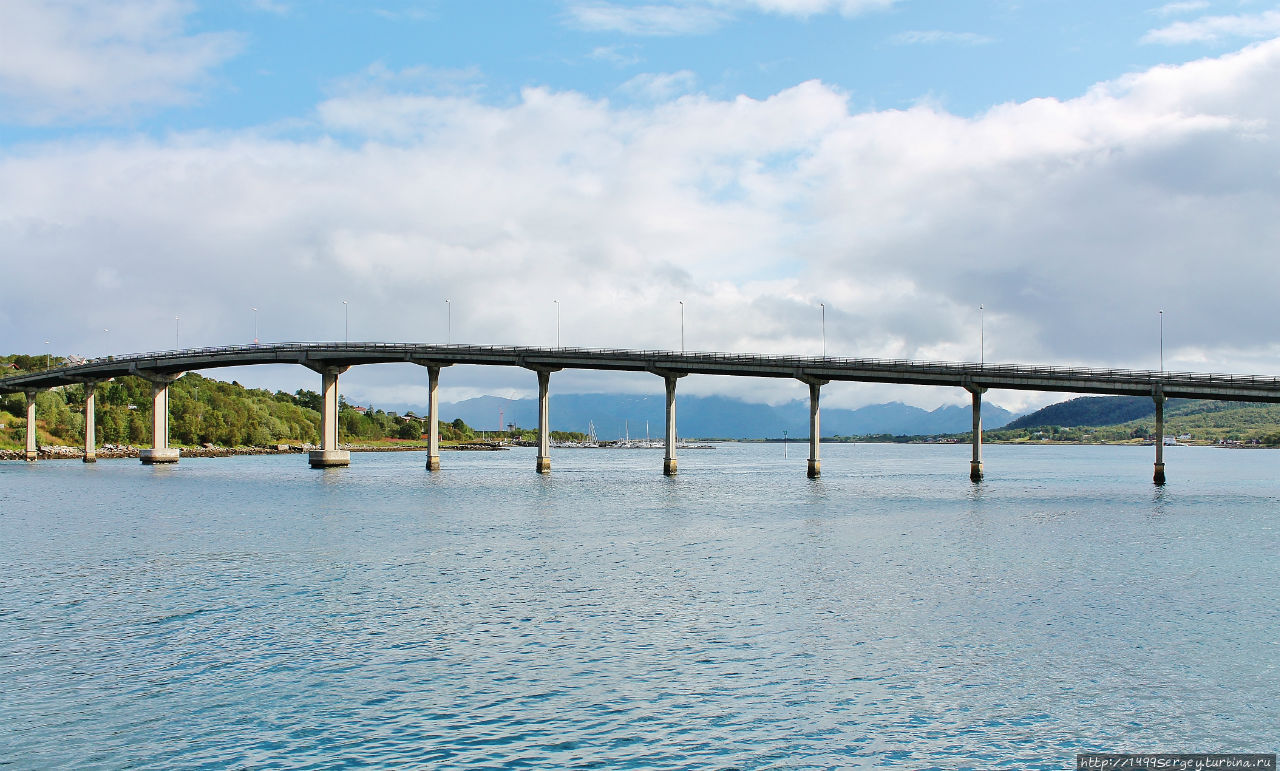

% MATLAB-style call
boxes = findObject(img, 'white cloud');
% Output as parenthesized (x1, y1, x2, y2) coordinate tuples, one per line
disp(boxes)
(1143, 9, 1280, 44)
(589, 45, 644, 67)
(890, 30, 994, 46)
(620, 70, 699, 100)
(567, 3, 728, 35)
(564, 0, 897, 35)
(0, 0, 241, 124)
(716, 0, 898, 15)
(1155, 1, 1210, 17)
(4, 41, 1280, 410)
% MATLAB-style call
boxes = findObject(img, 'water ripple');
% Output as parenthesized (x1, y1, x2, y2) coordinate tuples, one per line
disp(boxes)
(2, 444, 1278, 767)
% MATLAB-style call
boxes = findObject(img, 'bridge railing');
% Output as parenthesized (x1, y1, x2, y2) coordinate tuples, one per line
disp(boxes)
(7, 341, 1280, 390)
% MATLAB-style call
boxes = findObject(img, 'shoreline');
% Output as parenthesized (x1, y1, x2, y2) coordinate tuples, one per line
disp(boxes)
(3, 438, 1269, 462)
(0, 442, 511, 462)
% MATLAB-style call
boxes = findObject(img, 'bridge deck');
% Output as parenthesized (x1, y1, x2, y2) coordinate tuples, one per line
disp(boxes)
(4, 343, 1280, 403)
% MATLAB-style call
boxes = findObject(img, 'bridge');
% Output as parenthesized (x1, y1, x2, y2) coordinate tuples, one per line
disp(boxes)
(5, 342, 1280, 484)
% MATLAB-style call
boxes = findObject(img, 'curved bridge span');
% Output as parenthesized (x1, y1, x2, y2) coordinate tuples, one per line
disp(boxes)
(5, 342, 1280, 483)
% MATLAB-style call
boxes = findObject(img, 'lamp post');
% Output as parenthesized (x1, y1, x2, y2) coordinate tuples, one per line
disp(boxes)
(252, 307, 259, 345)
(679, 301, 685, 353)
(343, 300, 348, 343)
(445, 299, 451, 345)
(103, 328, 109, 358)
(782, 429, 788, 459)
(820, 302, 826, 358)
(44, 340, 50, 370)
(979, 304, 984, 366)
(175, 316, 180, 349)
(1159, 309, 1164, 372)
(554, 299, 560, 348)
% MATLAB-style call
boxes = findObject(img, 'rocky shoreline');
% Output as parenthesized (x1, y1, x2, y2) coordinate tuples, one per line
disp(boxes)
(0, 441, 512, 461)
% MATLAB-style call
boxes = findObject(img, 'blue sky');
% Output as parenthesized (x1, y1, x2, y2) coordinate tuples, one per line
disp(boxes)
(3, 0, 1280, 410)
(9, 0, 1267, 134)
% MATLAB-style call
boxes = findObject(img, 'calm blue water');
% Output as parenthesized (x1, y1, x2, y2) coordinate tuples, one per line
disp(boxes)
(2, 443, 1278, 769)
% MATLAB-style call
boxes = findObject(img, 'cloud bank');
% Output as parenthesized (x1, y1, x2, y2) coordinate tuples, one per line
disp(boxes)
(0, 0, 240, 124)
(3, 39, 1280, 408)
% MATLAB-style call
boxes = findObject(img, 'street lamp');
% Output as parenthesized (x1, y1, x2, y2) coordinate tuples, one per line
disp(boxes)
(554, 299, 560, 348)
(820, 302, 826, 358)
(1159, 309, 1164, 372)
(343, 300, 348, 343)
(252, 307, 259, 345)
(679, 301, 685, 353)
(175, 316, 180, 349)
(44, 340, 50, 370)
(979, 304, 984, 366)
(445, 299, 451, 345)
(782, 429, 788, 459)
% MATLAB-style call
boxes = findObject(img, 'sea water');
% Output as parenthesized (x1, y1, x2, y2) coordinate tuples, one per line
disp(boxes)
(2, 443, 1278, 769)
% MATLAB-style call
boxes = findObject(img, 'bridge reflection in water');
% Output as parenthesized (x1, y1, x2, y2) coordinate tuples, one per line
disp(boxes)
(5, 343, 1280, 485)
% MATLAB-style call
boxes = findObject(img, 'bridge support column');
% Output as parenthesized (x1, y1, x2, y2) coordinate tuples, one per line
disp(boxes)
(24, 391, 37, 461)
(309, 367, 350, 468)
(1153, 387, 1166, 485)
(536, 369, 551, 473)
(83, 383, 97, 463)
(968, 386, 986, 482)
(664, 375, 678, 476)
(426, 366, 441, 471)
(140, 379, 180, 464)
(807, 381, 822, 478)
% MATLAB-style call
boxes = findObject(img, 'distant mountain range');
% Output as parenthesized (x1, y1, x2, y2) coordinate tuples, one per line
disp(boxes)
(404, 393, 1018, 440)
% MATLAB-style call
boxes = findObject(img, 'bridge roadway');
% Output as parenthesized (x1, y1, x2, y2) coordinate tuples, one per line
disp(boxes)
(5, 342, 1280, 483)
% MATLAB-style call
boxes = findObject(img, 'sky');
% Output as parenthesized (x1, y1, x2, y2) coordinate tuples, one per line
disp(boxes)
(3, 0, 1280, 413)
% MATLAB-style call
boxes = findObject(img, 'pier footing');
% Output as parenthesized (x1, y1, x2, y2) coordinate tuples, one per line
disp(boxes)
(140, 448, 180, 464)
(309, 449, 350, 468)
(970, 461, 984, 482)
(807, 458, 820, 478)
(1153, 462, 1166, 486)
(536, 455, 551, 474)
(663, 457, 677, 476)
(426, 454, 440, 471)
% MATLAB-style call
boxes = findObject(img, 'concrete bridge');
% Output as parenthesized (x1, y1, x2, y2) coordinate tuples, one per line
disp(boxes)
(5, 342, 1280, 484)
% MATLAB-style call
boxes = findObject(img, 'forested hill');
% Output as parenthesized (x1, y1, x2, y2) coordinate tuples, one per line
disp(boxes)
(1004, 396, 1161, 430)
(991, 394, 1280, 445)
(0, 355, 480, 450)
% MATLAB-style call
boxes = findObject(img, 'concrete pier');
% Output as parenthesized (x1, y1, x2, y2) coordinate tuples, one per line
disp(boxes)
(309, 367, 350, 468)
(536, 369, 551, 473)
(968, 386, 985, 482)
(83, 382, 97, 463)
(1153, 387, 1166, 485)
(425, 366, 441, 471)
(139, 379, 179, 464)
(806, 380, 824, 478)
(24, 391, 37, 461)
(664, 375, 678, 476)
